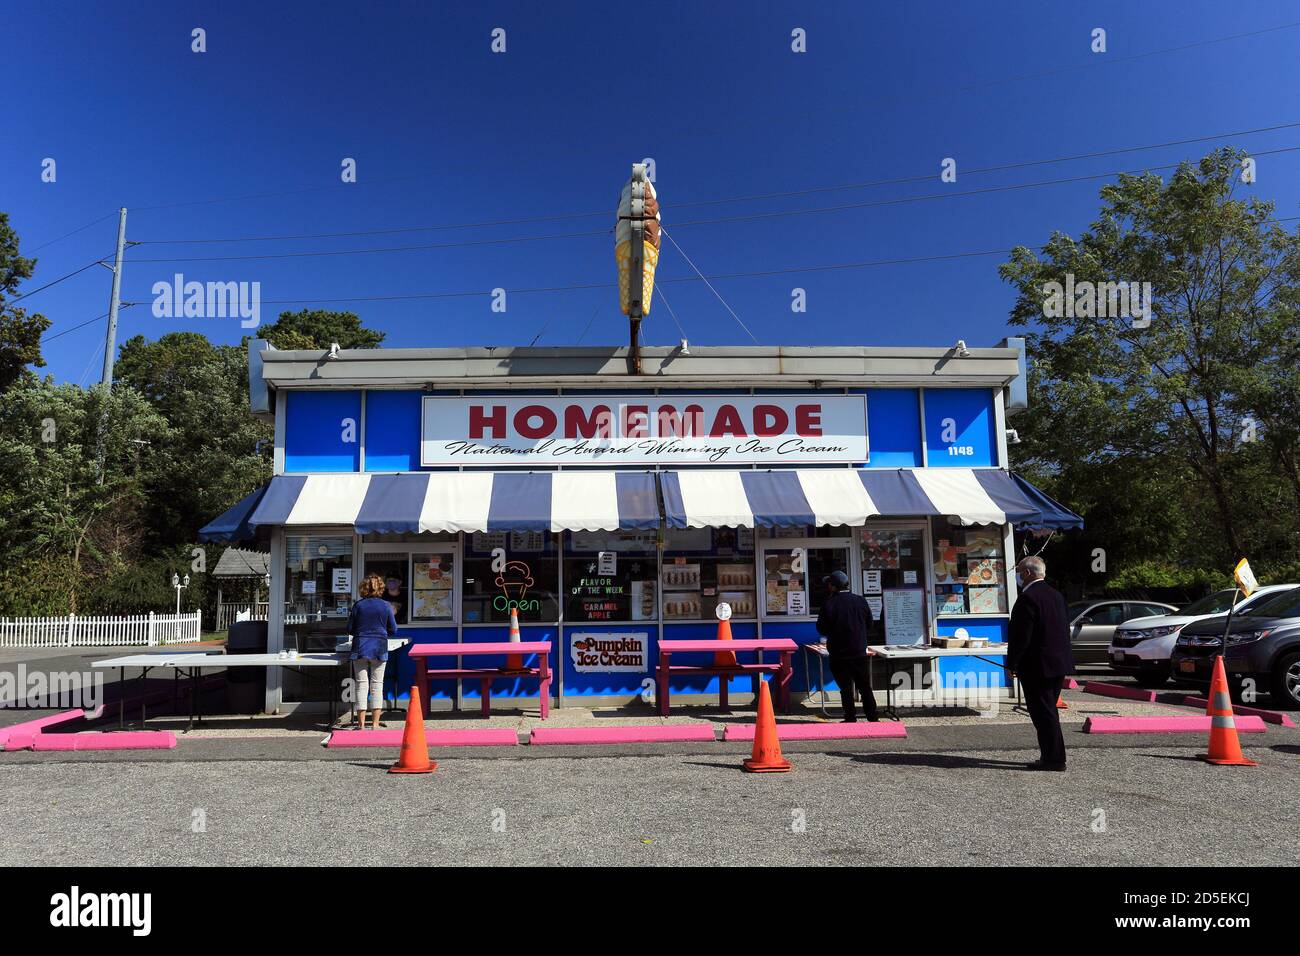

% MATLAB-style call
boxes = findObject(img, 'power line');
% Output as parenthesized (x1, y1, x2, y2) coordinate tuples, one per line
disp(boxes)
(123, 213, 1300, 309)
(118, 18, 1300, 221)
(27, 211, 118, 253)
(670, 146, 1300, 230)
(134, 121, 1300, 246)
(127, 229, 610, 264)
(653, 283, 688, 341)
(123, 146, 1300, 265)
(9, 256, 112, 304)
(41, 311, 110, 343)
(660, 228, 759, 345)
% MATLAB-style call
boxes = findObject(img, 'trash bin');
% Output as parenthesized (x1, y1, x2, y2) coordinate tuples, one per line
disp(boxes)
(225, 620, 268, 714)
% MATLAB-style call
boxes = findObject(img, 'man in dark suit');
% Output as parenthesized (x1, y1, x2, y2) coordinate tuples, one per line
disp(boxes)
(1007, 556, 1074, 770)
(815, 570, 879, 722)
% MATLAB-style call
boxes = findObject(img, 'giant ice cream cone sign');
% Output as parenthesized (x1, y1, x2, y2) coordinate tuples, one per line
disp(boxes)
(616, 163, 660, 317)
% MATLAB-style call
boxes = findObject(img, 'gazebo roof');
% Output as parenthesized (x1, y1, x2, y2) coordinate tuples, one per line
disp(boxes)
(213, 548, 270, 579)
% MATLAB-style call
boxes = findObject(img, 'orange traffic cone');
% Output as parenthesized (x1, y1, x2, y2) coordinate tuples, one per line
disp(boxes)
(506, 605, 523, 670)
(743, 679, 791, 773)
(1199, 656, 1257, 767)
(713, 615, 738, 666)
(389, 685, 437, 774)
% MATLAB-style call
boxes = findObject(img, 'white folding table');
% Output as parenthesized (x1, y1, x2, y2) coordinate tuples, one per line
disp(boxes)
(867, 643, 1018, 720)
(93, 652, 347, 731)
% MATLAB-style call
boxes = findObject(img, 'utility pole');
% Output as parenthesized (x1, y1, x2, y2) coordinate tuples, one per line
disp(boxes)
(100, 207, 127, 387)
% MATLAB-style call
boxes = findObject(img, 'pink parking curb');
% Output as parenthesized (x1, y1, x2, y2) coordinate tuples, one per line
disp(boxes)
(1082, 681, 1157, 703)
(1181, 697, 1296, 727)
(29, 731, 177, 751)
(724, 721, 907, 741)
(529, 725, 717, 745)
(326, 728, 518, 748)
(1062, 678, 1079, 690)
(1083, 715, 1268, 735)
(0, 709, 87, 750)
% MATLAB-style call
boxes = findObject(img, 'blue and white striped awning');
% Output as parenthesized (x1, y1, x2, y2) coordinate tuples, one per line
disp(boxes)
(245, 471, 660, 534)
(660, 468, 1051, 529)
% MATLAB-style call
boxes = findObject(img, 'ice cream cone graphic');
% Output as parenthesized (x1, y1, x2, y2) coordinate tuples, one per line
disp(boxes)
(616, 163, 660, 317)
(495, 561, 534, 602)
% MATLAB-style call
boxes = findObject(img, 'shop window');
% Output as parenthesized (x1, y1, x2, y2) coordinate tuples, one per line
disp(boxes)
(283, 534, 354, 703)
(763, 545, 848, 618)
(859, 527, 928, 640)
(410, 552, 454, 622)
(462, 531, 560, 624)
(284, 534, 355, 627)
(361, 552, 411, 624)
(929, 521, 1007, 615)
(563, 531, 658, 623)
(662, 527, 758, 620)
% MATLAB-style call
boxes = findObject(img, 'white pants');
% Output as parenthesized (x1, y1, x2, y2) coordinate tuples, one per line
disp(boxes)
(353, 658, 387, 711)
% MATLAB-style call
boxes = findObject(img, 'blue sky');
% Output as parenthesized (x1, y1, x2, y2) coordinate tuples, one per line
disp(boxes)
(5, 0, 1300, 385)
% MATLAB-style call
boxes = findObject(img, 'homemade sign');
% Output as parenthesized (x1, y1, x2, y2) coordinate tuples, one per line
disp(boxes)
(420, 395, 868, 466)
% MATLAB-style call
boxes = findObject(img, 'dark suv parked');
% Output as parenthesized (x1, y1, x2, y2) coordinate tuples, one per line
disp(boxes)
(1170, 586, 1300, 709)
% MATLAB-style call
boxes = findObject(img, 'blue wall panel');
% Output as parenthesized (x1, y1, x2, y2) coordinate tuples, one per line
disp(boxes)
(284, 391, 362, 472)
(861, 388, 922, 467)
(365, 390, 423, 472)
(923, 388, 998, 467)
(934, 618, 1008, 688)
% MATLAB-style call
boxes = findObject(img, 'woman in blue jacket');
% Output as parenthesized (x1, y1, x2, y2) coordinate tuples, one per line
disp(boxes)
(347, 573, 398, 729)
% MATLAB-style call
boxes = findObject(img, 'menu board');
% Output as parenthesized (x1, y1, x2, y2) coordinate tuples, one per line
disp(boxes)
(411, 554, 454, 620)
(883, 587, 927, 645)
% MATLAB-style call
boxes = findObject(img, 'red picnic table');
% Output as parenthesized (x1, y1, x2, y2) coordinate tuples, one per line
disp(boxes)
(409, 641, 553, 719)
(655, 638, 798, 716)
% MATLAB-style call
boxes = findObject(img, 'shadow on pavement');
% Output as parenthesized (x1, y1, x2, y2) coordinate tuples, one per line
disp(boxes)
(836, 751, 1032, 771)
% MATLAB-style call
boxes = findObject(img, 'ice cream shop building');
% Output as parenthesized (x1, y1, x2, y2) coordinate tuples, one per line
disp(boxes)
(202, 338, 1082, 713)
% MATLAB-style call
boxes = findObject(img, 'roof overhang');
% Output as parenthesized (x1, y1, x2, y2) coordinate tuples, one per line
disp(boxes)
(256, 344, 1024, 391)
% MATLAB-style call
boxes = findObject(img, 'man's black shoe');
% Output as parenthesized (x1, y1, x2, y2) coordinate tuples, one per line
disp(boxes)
(1026, 760, 1066, 772)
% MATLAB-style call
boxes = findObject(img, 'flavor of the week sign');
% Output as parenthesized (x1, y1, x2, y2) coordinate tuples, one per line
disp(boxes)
(420, 395, 869, 466)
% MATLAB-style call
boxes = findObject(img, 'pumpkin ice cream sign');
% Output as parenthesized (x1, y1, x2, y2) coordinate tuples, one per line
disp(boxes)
(420, 395, 868, 466)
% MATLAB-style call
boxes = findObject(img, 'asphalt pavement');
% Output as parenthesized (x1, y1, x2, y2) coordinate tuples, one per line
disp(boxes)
(2, 738, 1297, 866)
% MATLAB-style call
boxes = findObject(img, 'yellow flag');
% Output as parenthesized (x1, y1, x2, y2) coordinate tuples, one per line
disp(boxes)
(1233, 558, 1257, 597)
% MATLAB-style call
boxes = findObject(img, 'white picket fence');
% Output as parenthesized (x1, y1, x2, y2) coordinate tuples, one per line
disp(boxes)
(0, 611, 203, 648)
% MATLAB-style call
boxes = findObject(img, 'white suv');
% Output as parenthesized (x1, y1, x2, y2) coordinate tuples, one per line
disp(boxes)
(1109, 585, 1297, 686)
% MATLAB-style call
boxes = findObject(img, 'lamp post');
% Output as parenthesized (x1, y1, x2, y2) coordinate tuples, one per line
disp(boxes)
(172, 572, 189, 615)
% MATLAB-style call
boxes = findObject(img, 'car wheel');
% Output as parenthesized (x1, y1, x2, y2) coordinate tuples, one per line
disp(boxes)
(1270, 652, 1300, 711)
(1134, 665, 1169, 688)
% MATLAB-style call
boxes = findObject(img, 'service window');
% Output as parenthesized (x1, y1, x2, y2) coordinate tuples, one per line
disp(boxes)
(858, 526, 927, 628)
(928, 521, 1007, 615)
(563, 530, 658, 623)
(662, 527, 758, 620)
(462, 531, 560, 624)
(284, 534, 355, 627)
(761, 542, 849, 619)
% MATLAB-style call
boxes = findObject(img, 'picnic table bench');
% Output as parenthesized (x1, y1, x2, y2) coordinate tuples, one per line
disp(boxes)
(408, 642, 553, 719)
(655, 638, 798, 716)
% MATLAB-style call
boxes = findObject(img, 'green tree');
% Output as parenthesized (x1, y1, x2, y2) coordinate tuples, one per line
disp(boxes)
(114, 332, 272, 549)
(259, 309, 385, 351)
(1002, 148, 1300, 575)
(0, 380, 169, 611)
(0, 212, 51, 391)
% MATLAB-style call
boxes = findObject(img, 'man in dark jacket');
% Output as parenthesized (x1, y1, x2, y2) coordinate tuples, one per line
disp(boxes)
(1007, 556, 1074, 770)
(815, 570, 879, 722)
